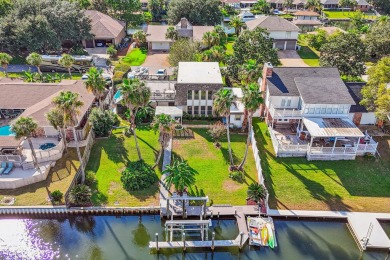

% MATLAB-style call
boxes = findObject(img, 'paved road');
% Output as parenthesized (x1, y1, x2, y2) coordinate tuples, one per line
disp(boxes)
(0, 65, 37, 73)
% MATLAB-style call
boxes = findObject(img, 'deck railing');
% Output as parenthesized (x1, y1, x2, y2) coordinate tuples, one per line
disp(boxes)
(268, 127, 308, 155)
(309, 146, 356, 154)
(0, 155, 23, 162)
(269, 105, 302, 119)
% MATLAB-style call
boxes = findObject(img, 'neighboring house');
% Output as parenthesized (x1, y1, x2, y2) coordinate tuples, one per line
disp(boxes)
(292, 11, 322, 32)
(230, 88, 260, 127)
(146, 18, 214, 51)
(268, 0, 285, 9)
(83, 10, 126, 48)
(238, 11, 256, 22)
(245, 16, 300, 50)
(321, 0, 371, 10)
(221, 0, 241, 9)
(240, 0, 257, 10)
(260, 63, 378, 160)
(346, 83, 377, 125)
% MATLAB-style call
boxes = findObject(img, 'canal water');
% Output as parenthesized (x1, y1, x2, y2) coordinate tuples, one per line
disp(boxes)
(0, 216, 388, 260)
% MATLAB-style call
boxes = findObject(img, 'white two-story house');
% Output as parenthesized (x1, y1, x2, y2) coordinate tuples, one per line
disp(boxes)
(245, 16, 300, 50)
(292, 11, 322, 32)
(260, 64, 378, 160)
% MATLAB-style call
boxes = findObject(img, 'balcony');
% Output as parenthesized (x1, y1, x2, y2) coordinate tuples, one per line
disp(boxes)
(269, 105, 302, 119)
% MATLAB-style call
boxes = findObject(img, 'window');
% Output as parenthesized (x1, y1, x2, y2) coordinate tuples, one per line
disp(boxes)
(332, 106, 338, 114)
(321, 107, 326, 114)
(194, 90, 199, 99)
(207, 106, 212, 114)
(187, 106, 193, 115)
(326, 106, 332, 114)
(235, 115, 241, 121)
(200, 106, 206, 115)
(201, 91, 206, 100)
(281, 99, 286, 107)
(168, 102, 174, 106)
(207, 91, 213, 100)
(315, 107, 321, 114)
(286, 99, 291, 107)
(187, 90, 192, 100)
(193, 106, 199, 114)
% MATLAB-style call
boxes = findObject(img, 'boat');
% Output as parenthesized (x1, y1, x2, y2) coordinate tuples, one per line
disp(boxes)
(247, 216, 277, 248)
(266, 223, 275, 249)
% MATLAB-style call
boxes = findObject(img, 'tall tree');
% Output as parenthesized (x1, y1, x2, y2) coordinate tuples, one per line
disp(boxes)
(84, 67, 106, 109)
(238, 83, 263, 170)
(0, 0, 92, 53)
(151, 113, 175, 169)
(52, 91, 85, 183)
(320, 32, 365, 77)
(213, 88, 234, 170)
(371, 0, 390, 15)
(168, 0, 222, 25)
(229, 16, 245, 36)
(163, 159, 197, 194)
(360, 57, 390, 121)
(165, 26, 178, 41)
(213, 25, 227, 45)
(106, 0, 143, 26)
(251, 0, 270, 14)
(91, 0, 109, 13)
(365, 18, 390, 59)
(338, 0, 356, 12)
(202, 31, 215, 49)
(227, 27, 279, 81)
(168, 39, 198, 66)
(59, 54, 75, 79)
(0, 52, 12, 77)
(148, 0, 164, 21)
(120, 78, 151, 161)
(133, 31, 147, 47)
(283, 0, 294, 13)
(0, 0, 12, 17)
(11, 117, 39, 168)
(46, 108, 67, 152)
(239, 59, 262, 85)
(305, 0, 321, 11)
(26, 52, 43, 75)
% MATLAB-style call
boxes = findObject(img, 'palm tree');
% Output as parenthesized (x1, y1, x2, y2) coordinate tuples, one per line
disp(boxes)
(163, 159, 197, 195)
(58, 54, 75, 79)
(209, 46, 226, 63)
(283, 0, 294, 13)
(151, 113, 175, 169)
(305, 0, 321, 12)
(202, 31, 214, 49)
(239, 59, 262, 85)
(213, 25, 227, 45)
(247, 183, 267, 206)
(120, 78, 151, 161)
(133, 31, 147, 47)
(229, 16, 244, 36)
(26, 52, 43, 75)
(52, 91, 85, 183)
(69, 184, 92, 206)
(46, 108, 67, 152)
(165, 26, 178, 41)
(0, 52, 12, 77)
(238, 83, 263, 170)
(11, 117, 39, 168)
(213, 88, 234, 170)
(84, 67, 106, 109)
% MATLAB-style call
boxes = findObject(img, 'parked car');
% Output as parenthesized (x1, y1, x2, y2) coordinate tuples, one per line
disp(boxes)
(127, 67, 149, 78)
(82, 73, 112, 84)
(151, 69, 167, 80)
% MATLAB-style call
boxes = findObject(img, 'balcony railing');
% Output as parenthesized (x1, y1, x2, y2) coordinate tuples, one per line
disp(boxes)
(269, 105, 302, 119)
(150, 92, 176, 100)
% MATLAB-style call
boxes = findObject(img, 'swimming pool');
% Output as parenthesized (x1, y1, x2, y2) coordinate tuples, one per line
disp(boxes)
(114, 90, 122, 103)
(0, 125, 14, 136)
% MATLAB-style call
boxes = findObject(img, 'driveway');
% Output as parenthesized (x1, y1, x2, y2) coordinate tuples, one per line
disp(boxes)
(139, 52, 174, 75)
(278, 50, 309, 67)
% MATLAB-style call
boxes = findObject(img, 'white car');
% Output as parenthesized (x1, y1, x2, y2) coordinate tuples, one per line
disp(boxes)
(81, 73, 112, 83)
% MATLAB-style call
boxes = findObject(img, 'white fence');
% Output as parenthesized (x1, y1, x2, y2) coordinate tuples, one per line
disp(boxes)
(250, 125, 264, 185)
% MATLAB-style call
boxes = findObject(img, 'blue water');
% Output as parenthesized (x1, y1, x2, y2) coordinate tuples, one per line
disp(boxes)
(0, 125, 14, 136)
(39, 143, 56, 150)
(114, 90, 121, 100)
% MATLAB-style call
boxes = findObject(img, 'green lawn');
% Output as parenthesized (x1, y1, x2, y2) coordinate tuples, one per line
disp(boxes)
(172, 128, 259, 205)
(297, 34, 320, 67)
(85, 124, 161, 207)
(253, 118, 390, 212)
(121, 48, 147, 66)
(324, 10, 377, 20)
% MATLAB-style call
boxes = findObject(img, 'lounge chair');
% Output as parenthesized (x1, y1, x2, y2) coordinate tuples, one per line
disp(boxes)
(0, 162, 6, 174)
(3, 162, 13, 175)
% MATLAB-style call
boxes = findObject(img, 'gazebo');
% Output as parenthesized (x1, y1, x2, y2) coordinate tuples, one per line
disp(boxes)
(155, 106, 183, 124)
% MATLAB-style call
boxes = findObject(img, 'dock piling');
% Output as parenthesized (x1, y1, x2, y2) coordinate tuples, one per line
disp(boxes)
(155, 233, 159, 252)
(182, 232, 186, 251)
(234, 209, 237, 216)
(211, 210, 213, 218)
(211, 232, 215, 251)
(239, 232, 244, 250)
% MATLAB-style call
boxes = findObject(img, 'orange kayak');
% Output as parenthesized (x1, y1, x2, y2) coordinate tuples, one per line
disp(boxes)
(261, 226, 268, 245)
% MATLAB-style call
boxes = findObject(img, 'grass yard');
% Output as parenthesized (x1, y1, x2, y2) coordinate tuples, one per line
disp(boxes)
(121, 48, 147, 66)
(323, 10, 377, 20)
(253, 118, 390, 212)
(172, 128, 259, 205)
(85, 125, 161, 207)
(0, 148, 81, 206)
(297, 34, 320, 67)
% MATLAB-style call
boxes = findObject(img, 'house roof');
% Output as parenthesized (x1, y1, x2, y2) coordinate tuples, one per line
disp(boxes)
(146, 25, 172, 42)
(356, 0, 370, 5)
(245, 16, 300, 32)
(294, 77, 355, 104)
(0, 80, 95, 127)
(292, 20, 322, 25)
(267, 67, 354, 104)
(85, 10, 125, 39)
(0, 136, 22, 148)
(294, 11, 320, 16)
(321, 0, 339, 4)
(177, 62, 223, 84)
(303, 117, 364, 138)
(345, 83, 369, 113)
(192, 26, 215, 42)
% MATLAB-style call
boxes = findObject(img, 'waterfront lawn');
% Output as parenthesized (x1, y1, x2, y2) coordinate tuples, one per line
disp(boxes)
(253, 118, 390, 212)
(172, 128, 259, 205)
(297, 34, 320, 67)
(323, 10, 377, 20)
(85, 125, 161, 207)
(121, 48, 147, 66)
(0, 148, 81, 206)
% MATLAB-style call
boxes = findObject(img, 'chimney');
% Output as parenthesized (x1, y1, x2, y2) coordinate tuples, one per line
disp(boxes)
(180, 18, 188, 29)
(263, 62, 273, 78)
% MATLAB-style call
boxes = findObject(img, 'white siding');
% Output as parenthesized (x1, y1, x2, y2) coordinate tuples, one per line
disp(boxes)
(269, 31, 299, 40)
(151, 42, 170, 50)
(230, 114, 243, 128)
(269, 96, 300, 109)
(361, 112, 376, 124)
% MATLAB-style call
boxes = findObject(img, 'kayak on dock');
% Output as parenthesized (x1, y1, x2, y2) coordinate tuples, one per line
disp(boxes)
(247, 216, 277, 248)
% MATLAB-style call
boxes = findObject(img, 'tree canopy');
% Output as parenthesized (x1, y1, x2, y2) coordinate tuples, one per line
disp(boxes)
(360, 57, 390, 121)
(227, 27, 279, 81)
(168, 39, 198, 66)
(371, 0, 390, 15)
(106, 0, 143, 26)
(319, 32, 365, 77)
(0, 0, 92, 53)
(365, 18, 390, 59)
(167, 0, 222, 25)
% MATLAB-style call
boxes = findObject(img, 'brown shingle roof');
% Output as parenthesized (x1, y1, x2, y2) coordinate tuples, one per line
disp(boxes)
(146, 25, 173, 42)
(192, 26, 214, 42)
(0, 136, 22, 148)
(85, 10, 125, 38)
(245, 16, 300, 32)
(294, 11, 320, 16)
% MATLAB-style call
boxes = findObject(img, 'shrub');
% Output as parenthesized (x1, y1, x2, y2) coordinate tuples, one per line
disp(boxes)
(229, 171, 244, 182)
(113, 71, 125, 85)
(114, 63, 132, 73)
(247, 183, 267, 203)
(208, 121, 226, 147)
(51, 190, 63, 202)
(106, 45, 117, 58)
(69, 184, 92, 206)
(121, 161, 158, 191)
(89, 108, 118, 137)
(69, 46, 88, 55)
(85, 171, 96, 186)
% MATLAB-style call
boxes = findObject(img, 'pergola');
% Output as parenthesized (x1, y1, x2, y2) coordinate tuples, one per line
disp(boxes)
(155, 106, 183, 124)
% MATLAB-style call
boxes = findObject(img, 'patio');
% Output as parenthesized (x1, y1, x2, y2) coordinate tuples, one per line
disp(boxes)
(0, 162, 51, 189)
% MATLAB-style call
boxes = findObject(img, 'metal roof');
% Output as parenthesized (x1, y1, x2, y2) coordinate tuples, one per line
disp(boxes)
(177, 62, 223, 84)
(303, 117, 364, 137)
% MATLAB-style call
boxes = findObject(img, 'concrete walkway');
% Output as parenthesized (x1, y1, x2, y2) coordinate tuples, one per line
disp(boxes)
(159, 138, 172, 213)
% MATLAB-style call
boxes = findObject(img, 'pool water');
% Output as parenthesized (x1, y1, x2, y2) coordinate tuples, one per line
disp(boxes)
(39, 143, 56, 150)
(0, 216, 386, 260)
(0, 125, 14, 136)
(114, 90, 121, 100)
